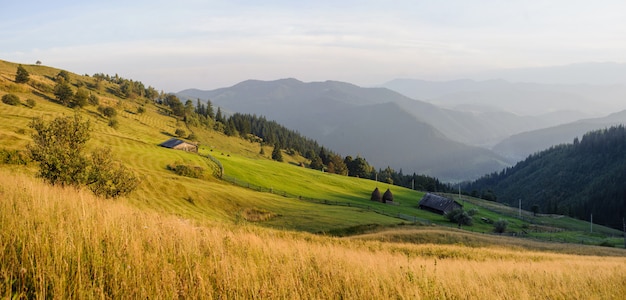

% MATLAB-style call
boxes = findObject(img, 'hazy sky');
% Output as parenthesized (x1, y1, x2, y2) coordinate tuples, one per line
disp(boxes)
(2, 0, 626, 91)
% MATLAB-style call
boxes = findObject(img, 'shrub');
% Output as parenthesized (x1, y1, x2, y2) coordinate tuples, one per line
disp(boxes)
(26, 98, 36, 108)
(445, 208, 473, 226)
(87, 147, 139, 198)
(2, 94, 20, 105)
(167, 162, 205, 179)
(493, 219, 508, 233)
(98, 106, 117, 118)
(108, 118, 119, 129)
(175, 128, 186, 137)
(0, 149, 30, 165)
(137, 106, 145, 114)
(88, 94, 99, 106)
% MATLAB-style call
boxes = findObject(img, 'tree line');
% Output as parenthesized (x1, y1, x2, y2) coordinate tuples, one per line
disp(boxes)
(465, 125, 626, 229)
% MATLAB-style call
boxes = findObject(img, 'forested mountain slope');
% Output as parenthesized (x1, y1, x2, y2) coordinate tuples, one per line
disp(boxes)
(466, 126, 626, 229)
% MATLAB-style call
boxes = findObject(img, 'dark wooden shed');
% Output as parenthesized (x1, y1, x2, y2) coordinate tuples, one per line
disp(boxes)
(418, 193, 462, 215)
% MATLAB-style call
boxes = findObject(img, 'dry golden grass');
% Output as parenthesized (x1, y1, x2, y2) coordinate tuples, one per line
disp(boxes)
(2, 169, 626, 299)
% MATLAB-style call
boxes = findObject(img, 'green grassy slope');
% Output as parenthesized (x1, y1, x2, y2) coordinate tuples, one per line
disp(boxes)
(1, 59, 624, 248)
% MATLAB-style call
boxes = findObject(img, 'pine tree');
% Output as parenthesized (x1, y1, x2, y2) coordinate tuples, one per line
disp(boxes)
(271, 143, 283, 162)
(15, 65, 29, 83)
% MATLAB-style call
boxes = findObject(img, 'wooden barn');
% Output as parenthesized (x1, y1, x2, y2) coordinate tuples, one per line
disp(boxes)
(160, 138, 198, 153)
(418, 193, 462, 215)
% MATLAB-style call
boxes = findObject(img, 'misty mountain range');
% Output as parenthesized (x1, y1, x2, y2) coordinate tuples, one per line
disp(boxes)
(178, 63, 626, 181)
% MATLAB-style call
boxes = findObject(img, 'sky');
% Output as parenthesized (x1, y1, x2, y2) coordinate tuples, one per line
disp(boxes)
(2, 0, 626, 92)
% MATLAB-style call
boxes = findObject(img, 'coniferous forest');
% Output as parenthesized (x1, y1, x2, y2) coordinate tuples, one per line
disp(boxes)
(466, 125, 626, 229)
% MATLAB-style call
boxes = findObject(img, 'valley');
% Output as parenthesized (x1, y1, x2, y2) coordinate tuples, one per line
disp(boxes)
(1, 59, 625, 298)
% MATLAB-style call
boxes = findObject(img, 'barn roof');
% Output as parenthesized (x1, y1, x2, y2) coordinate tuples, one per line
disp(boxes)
(418, 193, 462, 214)
(160, 138, 186, 148)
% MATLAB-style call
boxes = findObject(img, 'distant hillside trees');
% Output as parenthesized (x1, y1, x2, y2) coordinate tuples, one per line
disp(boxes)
(466, 125, 626, 229)
(15, 65, 29, 83)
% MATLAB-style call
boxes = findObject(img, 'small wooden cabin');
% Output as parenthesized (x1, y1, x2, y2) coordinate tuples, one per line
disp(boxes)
(418, 193, 462, 215)
(160, 138, 198, 153)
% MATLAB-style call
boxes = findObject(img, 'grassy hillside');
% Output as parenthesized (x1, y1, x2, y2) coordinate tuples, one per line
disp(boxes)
(2, 170, 626, 299)
(2, 59, 626, 297)
(1, 59, 624, 242)
(0, 60, 410, 232)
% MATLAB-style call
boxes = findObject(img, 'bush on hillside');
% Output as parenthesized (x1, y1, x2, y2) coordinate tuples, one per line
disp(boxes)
(26, 98, 36, 108)
(175, 128, 186, 137)
(167, 162, 205, 179)
(98, 106, 117, 118)
(87, 147, 139, 198)
(0, 149, 30, 165)
(445, 208, 473, 226)
(493, 219, 508, 233)
(1, 94, 20, 106)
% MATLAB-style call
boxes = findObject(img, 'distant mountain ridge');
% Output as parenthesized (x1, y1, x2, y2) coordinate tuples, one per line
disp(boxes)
(492, 109, 626, 161)
(178, 79, 513, 180)
(381, 77, 626, 116)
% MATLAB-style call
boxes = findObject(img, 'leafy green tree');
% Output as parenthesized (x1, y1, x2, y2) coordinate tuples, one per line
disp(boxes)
(72, 87, 89, 108)
(87, 147, 139, 198)
(1, 94, 20, 106)
(28, 115, 91, 186)
(56, 70, 71, 82)
(15, 65, 29, 83)
(271, 143, 283, 162)
(445, 208, 473, 227)
(54, 81, 74, 106)
(493, 219, 508, 233)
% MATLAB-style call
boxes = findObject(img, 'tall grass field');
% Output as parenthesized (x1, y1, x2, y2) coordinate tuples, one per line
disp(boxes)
(2, 170, 626, 299)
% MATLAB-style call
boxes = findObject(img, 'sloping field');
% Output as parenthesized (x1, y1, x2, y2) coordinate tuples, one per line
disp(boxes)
(2, 170, 626, 299)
